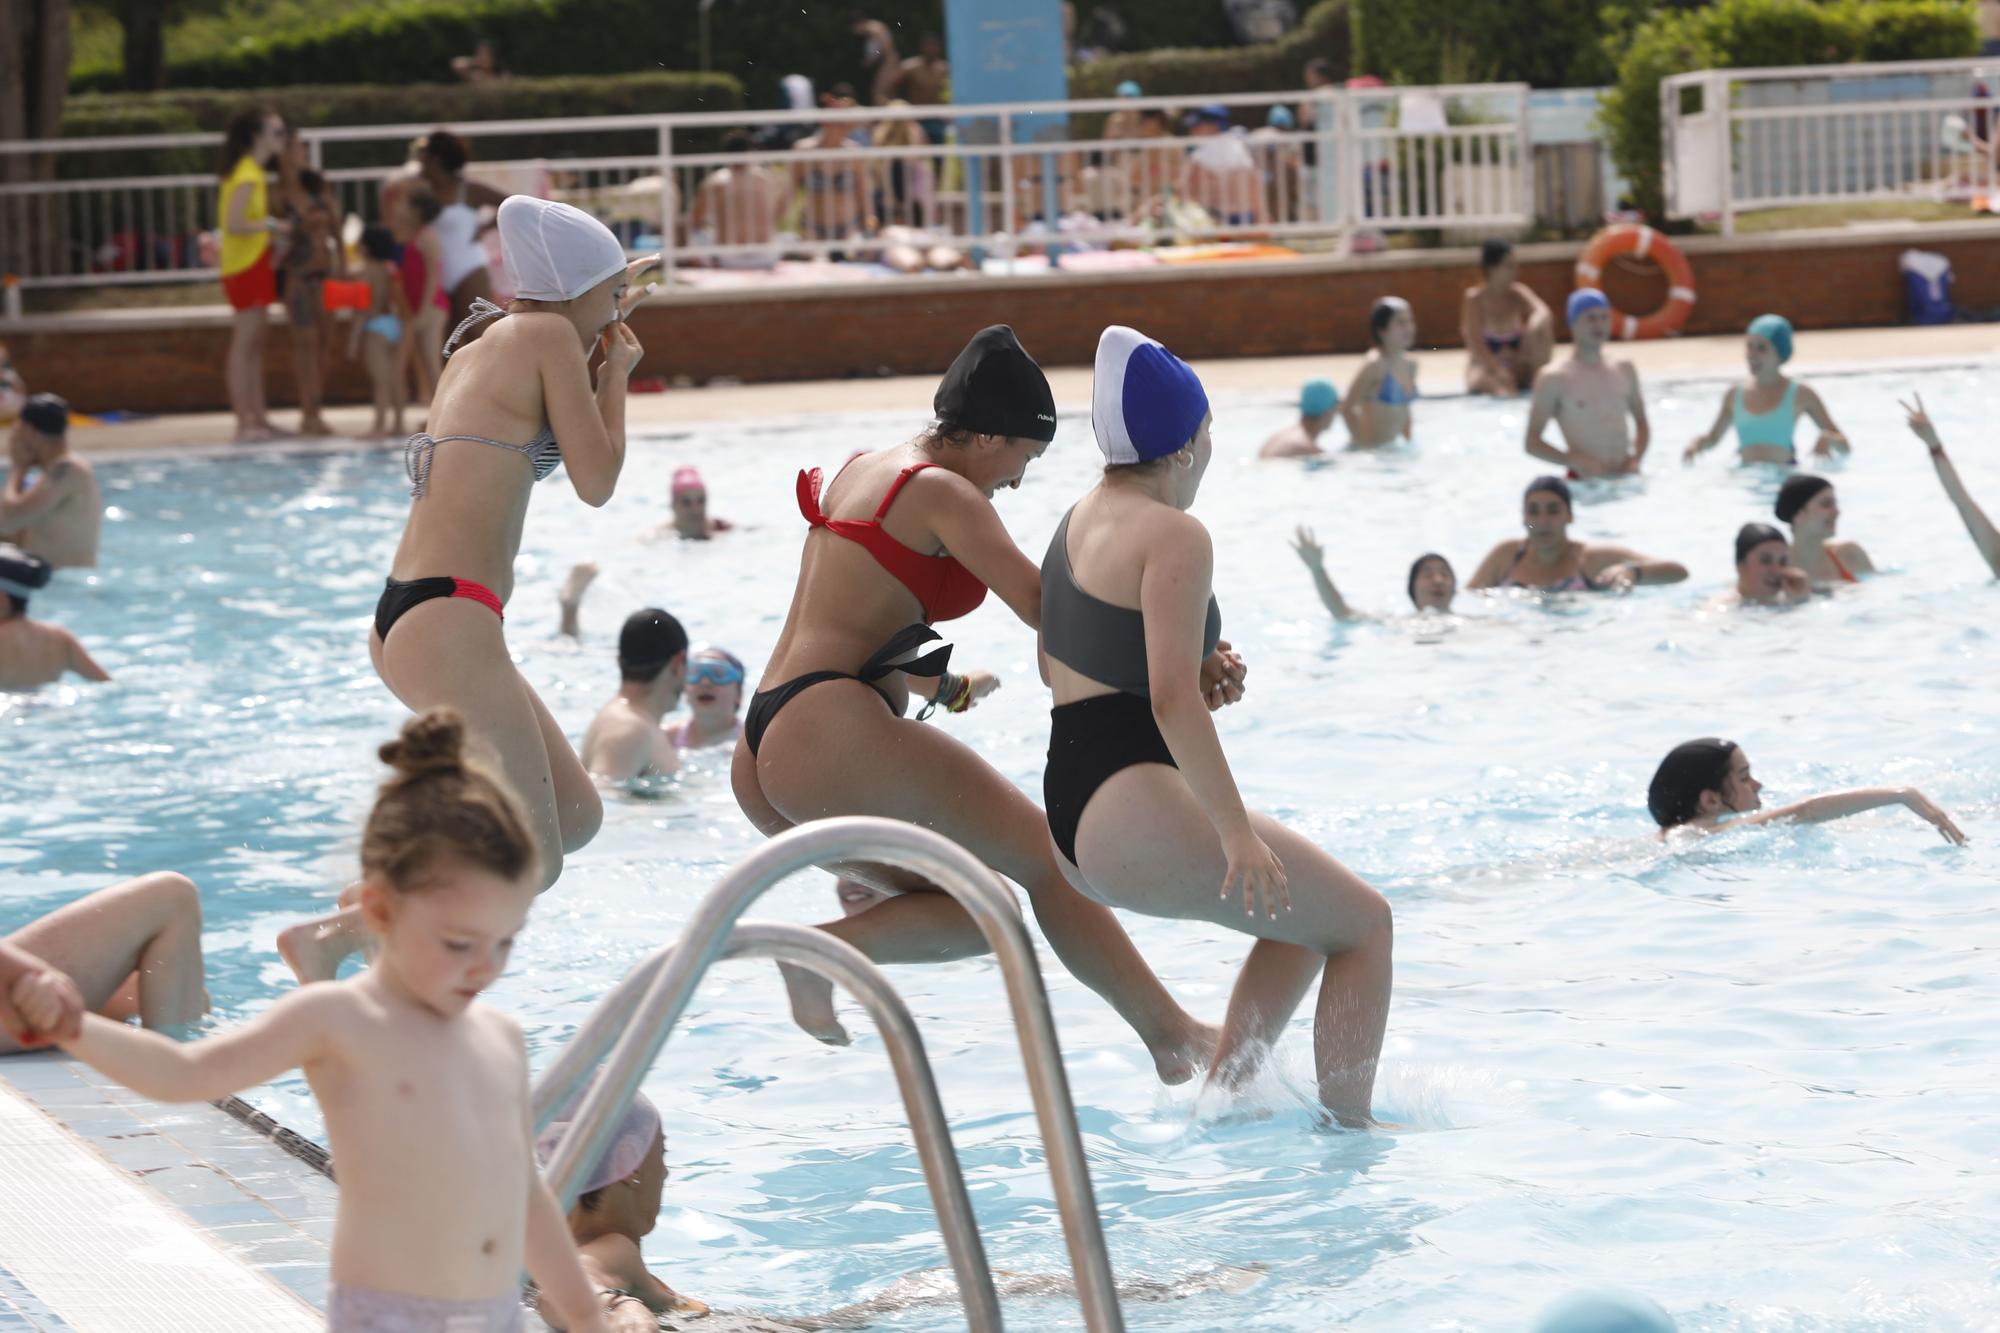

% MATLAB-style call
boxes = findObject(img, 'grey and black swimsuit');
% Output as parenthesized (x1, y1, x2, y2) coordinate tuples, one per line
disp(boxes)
(1040, 505, 1221, 865)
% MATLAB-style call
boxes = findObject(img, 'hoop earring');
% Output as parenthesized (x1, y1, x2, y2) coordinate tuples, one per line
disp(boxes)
(1176, 450, 1194, 471)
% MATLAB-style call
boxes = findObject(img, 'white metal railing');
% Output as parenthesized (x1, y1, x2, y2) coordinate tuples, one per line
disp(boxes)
(0, 84, 1530, 293)
(1664, 58, 2000, 232)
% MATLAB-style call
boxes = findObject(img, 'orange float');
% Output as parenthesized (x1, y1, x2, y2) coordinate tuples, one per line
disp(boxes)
(322, 278, 371, 312)
(1574, 224, 1696, 340)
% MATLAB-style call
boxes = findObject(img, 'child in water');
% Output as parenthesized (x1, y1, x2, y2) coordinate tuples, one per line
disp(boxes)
(1684, 314, 1848, 466)
(350, 224, 409, 439)
(15, 710, 612, 1333)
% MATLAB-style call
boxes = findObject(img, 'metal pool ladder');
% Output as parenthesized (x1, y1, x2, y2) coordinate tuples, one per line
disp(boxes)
(530, 816, 1124, 1332)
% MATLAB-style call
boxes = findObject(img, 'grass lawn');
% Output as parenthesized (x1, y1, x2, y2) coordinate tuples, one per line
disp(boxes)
(1720, 199, 2000, 234)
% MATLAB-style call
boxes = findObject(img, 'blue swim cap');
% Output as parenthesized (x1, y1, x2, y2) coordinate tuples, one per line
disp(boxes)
(1267, 105, 1297, 130)
(1299, 378, 1337, 417)
(1534, 1291, 1676, 1333)
(1748, 313, 1794, 363)
(1566, 287, 1610, 327)
(1116, 80, 1142, 98)
(1093, 326, 1209, 464)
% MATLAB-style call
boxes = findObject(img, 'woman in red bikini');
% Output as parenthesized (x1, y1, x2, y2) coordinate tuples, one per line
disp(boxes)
(732, 325, 1217, 1080)
(1774, 473, 1873, 587)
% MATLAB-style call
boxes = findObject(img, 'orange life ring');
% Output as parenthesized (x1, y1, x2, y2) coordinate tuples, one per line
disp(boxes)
(1574, 224, 1695, 340)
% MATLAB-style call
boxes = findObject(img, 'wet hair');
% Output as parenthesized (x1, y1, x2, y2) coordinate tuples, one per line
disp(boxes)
(1406, 553, 1453, 607)
(361, 709, 537, 892)
(220, 104, 280, 178)
(1524, 474, 1573, 512)
(1480, 238, 1514, 272)
(404, 185, 442, 225)
(424, 128, 470, 174)
(1369, 296, 1409, 346)
(1774, 473, 1832, 525)
(359, 224, 398, 262)
(722, 128, 755, 154)
(1647, 738, 1739, 829)
(1734, 522, 1787, 565)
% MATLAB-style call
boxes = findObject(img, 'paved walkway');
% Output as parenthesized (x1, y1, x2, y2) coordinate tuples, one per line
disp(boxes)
(59, 324, 2000, 456)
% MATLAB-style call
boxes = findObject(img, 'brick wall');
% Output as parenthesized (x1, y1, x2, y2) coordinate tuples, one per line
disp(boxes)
(10, 226, 1998, 414)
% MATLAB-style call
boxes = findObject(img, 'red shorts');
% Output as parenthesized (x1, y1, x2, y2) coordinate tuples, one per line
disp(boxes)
(222, 248, 277, 310)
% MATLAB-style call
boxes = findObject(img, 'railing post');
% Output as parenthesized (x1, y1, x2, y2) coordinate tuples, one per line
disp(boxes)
(1715, 72, 1736, 236)
(1516, 85, 1532, 229)
(654, 119, 677, 290)
(998, 109, 1016, 273)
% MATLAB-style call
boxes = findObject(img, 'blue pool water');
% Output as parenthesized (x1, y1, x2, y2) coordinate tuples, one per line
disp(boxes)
(4, 363, 1998, 1329)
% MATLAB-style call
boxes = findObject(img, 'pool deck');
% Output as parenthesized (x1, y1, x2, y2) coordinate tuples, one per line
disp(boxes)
(56, 322, 2000, 456)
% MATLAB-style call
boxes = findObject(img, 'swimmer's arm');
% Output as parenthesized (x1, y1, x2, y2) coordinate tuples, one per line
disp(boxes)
(59, 985, 341, 1103)
(522, 1047, 615, 1333)
(1935, 449, 2000, 576)
(1799, 384, 1849, 453)
(534, 319, 624, 508)
(926, 471, 1043, 628)
(1840, 542, 1876, 576)
(586, 724, 665, 783)
(1339, 362, 1377, 439)
(1685, 388, 1734, 460)
(1522, 370, 1573, 469)
(1289, 527, 1358, 620)
(1745, 787, 1964, 844)
(1625, 363, 1651, 463)
(0, 462, 66, 525)
(1465, 539, 1516, 591)
(1588, 543, 1687, 586)
(1141, 524, 1250, 835)
(61, 630, 109, 683)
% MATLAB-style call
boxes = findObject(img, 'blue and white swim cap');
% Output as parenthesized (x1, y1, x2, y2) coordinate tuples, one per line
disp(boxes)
(1092, 326, 1210, 465)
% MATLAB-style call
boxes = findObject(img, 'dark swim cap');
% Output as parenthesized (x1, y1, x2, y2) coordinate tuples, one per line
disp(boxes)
(1774, 473, 1831, 525)
(1406, 552, 1452, 607)
(617, 607, 688, 682)
(20, 393, 67, 437)
(1525, 474, 1573, 509)
(934, 325, 1058, 443)
(0, 544, 52, 607)
(1647, 737, 1738, 829)
(1734, 522, 1786, 565)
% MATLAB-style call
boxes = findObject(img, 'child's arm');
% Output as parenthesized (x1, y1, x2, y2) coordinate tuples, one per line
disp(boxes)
(61, 628, 111, 683)
(1684, 387, 1734, 462)
(60, 984, 341, 1103)
(1743, 786, 1966, 843)
(1799, 384, 1850, 455)
(1289, 526, 1360, 621)
(1, 940, 84, 1046)
(1522, 369, 1578, 471)
(521, 1032, 611, 1333)
(1624, 363, 1650, 467)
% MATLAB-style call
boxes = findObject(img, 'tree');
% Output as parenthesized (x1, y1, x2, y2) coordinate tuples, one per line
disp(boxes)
(0, 0, 73, 280)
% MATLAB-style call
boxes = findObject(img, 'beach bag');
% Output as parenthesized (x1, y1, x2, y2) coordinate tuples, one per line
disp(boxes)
(1900, 249, 1954, 325)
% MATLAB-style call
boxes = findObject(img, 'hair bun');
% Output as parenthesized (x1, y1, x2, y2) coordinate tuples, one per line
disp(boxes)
(379, 708, 468, 778)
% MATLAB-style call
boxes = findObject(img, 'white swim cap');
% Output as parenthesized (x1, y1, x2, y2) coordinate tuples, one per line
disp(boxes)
(536, 1091, 661, 1197)
(498, 196, 628, 303)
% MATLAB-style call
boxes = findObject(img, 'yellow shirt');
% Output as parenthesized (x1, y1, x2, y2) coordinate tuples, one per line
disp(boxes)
(217, 155, 270, 277)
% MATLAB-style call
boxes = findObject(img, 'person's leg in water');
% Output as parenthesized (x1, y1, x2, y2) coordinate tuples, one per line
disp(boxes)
(282, 602, 604, 982)
(1070, 765, 1393, 1125)
(0, 873, 208, 1054)
(733, 678, 1218, 1084)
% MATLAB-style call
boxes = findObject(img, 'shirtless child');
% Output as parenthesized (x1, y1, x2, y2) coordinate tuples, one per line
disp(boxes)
(0, 545, 108, 690)
(1524, 289, 1649, 478)
(579, 607, 689, 781)
(3, 394, 103, 568)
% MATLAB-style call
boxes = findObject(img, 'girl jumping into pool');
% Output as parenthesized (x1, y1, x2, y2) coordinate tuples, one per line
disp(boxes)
(1341, 296, 1418, 448)
(20, 711, 615, 1333)
(1043, 326, 1393, 1125)
(1684, 315, 1849, 466)
(283, 197, 654, 981)
(1648, 737, 1965, 845)
(731, 324, 1217, 1081)
(1467, 475, 1687, 593)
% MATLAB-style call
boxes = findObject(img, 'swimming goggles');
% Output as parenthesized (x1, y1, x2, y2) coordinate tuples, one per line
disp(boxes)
(687, 656, 744, 686)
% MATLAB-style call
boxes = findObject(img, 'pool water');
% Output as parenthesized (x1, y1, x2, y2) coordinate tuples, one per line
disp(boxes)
(4, 363, 1998, 1330)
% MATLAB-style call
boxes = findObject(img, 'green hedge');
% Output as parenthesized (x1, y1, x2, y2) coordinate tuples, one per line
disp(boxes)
(1600, 0, 1976, 217)
(72, 0, 1240, 107)
(1070, 0, 1352, 102)
(1350, 0, 1613, 88)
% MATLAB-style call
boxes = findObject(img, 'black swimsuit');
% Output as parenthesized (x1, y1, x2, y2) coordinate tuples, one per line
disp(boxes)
(744, 624, 951, 757)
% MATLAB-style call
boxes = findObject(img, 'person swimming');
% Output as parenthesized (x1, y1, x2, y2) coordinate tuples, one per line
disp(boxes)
(1775, 473, 1872, 586)
(1257, 378, 1340, 458)
(0, 544, 108, 690)
(579, 609, 690, 781)
(1685, 315, 1849, 466)
(672, 644, 745, 750)
(1468, 476, 1687, 593)
(1713, 522, 1811, 608)
(1291, 528, 1457, 619)
(1648, 738, 1965, 843)
(1341, 296, 1418, 447)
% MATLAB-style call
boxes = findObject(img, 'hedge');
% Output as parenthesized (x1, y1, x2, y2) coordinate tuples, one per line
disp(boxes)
(1070, 0, 1353, 102)
(1600, 0, 1976, 218)
(72, 0, 1241, 108)
(1349, 0, 1614, 88)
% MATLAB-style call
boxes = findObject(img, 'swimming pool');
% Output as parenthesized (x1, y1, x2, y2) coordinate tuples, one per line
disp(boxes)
(4, 361, 1997, 1329)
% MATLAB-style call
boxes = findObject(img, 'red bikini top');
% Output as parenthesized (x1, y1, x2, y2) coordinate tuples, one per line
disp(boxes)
(797, 461, 989, 623)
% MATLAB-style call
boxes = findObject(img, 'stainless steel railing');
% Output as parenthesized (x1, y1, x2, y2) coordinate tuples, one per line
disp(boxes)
(530, 816, 1124, 1332)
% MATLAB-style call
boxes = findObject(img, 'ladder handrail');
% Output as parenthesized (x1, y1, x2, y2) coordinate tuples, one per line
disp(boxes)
(534, 816, 1124, 1332)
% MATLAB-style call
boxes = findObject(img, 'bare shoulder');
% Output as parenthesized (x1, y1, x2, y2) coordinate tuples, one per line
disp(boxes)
(474, 1004, 526, 1055)
(1147, 506, 1212, 560)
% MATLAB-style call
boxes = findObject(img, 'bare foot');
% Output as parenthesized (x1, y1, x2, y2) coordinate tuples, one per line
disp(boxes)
(1149, 1017, 1223, 1086)
(297, 415, 333, 437)
(277, 907, 366, 984)
(231, 426, 279, 444)
(778, 961, 850, 1046)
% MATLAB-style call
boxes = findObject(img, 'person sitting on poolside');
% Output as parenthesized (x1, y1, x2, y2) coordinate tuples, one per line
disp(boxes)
(2, 873, 208, 1055)
(3, 393, 102, 569)
(1902, 393, 2000, 577)
(1342, 297, 1418, 448)
(671, 644, 745, 750)
(1258, 380, 1340, 458)
(1647, 737, 1965, 844)
(580, 608, 689, 782)
(1710, 523, 1811, 609)
(1467, 476, 1687, 593)
(534, 1093, 706, 1330)
(1685, 315, 1849, 466)
(1292, 527, 1456, 619)
(0, 545, 108, 690)
(1775, 473, 1872, 587)
(1525, 289, 1649, 478)
(1462, 239, 1554, 397)
(661, 466, 733, 541)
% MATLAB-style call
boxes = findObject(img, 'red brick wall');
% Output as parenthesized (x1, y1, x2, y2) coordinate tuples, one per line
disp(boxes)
(10, 228, 1997, 413)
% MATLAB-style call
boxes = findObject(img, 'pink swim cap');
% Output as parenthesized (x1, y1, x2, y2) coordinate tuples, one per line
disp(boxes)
(671, 466, 704, 497)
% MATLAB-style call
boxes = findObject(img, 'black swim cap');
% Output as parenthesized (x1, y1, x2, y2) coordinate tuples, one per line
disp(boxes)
(1406, 552, 1452, 607)
(1774, 473, 1831, 525)
(933, 325, 1058, 443)
(1647, 737, 1738, 829)
(0, 544, 52, 607)
(1734, 522, 1786, 565)
(20, 393, 67, 437)
(1524, 475, 1573, 510)
(617, 607, 688, 682)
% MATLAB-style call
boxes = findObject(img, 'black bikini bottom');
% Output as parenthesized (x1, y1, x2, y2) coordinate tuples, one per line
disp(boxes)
(744, 624, 950, 757)
(373, 576, 502, 642)
(1043, 692, 1178, 866)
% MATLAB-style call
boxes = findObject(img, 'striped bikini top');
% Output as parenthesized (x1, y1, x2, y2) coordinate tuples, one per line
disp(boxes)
(404, 299, 562, 499)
